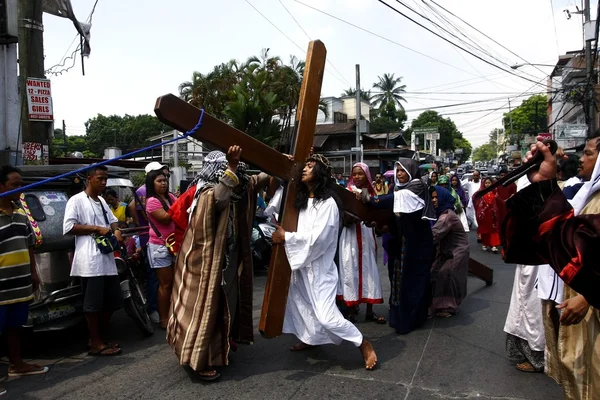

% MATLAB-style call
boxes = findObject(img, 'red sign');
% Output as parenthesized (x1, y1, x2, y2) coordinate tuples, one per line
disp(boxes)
(538, 133, 552, 140)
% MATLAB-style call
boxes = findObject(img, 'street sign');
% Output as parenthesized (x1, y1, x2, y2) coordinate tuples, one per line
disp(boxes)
(556, 124, 588, 138)
(538, 132, 552, 140)
(424, 132, 440, 140)
(350, 146, 361, 152)
(26, 78, 53, 121)
(413, 127, 438, 134)
(455, 148, 463, 154)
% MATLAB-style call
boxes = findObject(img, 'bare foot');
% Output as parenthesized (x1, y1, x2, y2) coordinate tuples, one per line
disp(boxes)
(290, 342, 316, 352)
(359, 339, 378, 370)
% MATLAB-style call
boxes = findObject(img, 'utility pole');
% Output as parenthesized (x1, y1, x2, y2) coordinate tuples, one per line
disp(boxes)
(584, 0, 596, 135)
(355, 64, 362, 162)
(18, 0, 49, 165)
(508, 98, 514, 144)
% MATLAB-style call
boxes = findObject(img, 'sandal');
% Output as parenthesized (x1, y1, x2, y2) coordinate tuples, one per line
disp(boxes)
(436, 312, 452, 318)
(88, 345, 122, 357)
(516, 362, 537, 373)
(365, 313, 387, 324)
(8, 364, 49, 377)
(196, 369, 220, 382)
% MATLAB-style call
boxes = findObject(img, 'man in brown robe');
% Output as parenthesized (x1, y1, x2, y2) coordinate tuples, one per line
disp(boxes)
(166, 146, 275, 381)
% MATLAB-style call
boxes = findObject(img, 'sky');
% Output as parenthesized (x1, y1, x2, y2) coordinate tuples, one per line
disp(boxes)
(41, 0, 593, 148)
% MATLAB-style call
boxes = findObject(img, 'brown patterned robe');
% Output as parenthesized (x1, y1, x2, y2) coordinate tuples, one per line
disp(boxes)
(167, 173, 268, 372)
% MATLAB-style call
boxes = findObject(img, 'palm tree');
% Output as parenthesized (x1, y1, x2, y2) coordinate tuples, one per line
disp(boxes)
(371, 73, 407, 110)
(341, 88, 372, 102)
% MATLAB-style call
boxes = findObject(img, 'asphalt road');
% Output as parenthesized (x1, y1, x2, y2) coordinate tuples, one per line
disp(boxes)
(1, 233, 563, 399)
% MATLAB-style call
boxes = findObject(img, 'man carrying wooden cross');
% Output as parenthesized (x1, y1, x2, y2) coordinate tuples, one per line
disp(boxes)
(271, 153, 378, 370)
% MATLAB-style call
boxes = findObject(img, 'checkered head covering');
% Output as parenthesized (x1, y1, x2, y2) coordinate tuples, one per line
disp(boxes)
(307, 153, 332, 175)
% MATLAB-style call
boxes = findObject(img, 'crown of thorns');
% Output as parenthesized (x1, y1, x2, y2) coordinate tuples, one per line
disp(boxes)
(306, 153, 333, 174)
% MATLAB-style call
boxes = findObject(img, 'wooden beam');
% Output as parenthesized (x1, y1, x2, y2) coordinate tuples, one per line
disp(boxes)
(259, 40, 327, 338)
(468, 257, 493, 286)
(154, 95, 295, 180)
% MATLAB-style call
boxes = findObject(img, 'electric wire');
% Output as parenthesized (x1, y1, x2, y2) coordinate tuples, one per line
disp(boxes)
(376, 0, 548, 87)
(277, 0, 352, 87)
(244, 0, 350, 87)
(429, 0, 550, 78)
(292, 0, 482, 77)
(395, 0, 545, 84)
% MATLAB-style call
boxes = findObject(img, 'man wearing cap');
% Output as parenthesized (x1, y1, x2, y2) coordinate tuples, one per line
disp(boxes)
(127, 161, 170, 324)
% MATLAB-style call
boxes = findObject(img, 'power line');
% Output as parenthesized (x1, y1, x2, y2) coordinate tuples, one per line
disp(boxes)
(377, 0, 547, 87)
(429, 0, 550, 78)
(395, 0, 544, 84)
(549, 0, 561, 56)
(292, 0, 481, 77)
(244, 0, 350, 87)
(277, 0, 352, 86)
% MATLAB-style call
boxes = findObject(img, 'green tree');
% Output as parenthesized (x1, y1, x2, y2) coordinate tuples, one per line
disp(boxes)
(502, 94, 547, 142)
(369, 102, 407, 134)
(411, 111, 471, 156)
(83, 114, 170, 157)
(472, 143, 497, 162)
(371, 73, 407, 110)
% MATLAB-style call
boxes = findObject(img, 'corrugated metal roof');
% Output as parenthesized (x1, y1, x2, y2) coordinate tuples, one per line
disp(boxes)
(364, 133, 402, 140)
(314, 122, 355, 135)
(313, 135, 329, 148)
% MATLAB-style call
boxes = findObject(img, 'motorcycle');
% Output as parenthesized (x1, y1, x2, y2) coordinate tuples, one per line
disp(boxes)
(251, 211, 276, 271)
(113, 235, 154, 337)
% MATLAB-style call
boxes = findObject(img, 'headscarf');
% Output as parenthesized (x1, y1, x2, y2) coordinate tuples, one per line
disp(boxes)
(432, 185, 455, 218)
(569, 144, 600, 215)
(190, 150, 249, 202)
(437, 175, 449, 185)
(393, 158, 436, 220)
(187, 150, 250, 271)
(347, 162, 375, 196)
(450, 175, 469, 208)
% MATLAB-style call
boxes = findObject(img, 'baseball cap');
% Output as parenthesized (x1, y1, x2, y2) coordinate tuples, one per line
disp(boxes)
(145, 161, 166, 174)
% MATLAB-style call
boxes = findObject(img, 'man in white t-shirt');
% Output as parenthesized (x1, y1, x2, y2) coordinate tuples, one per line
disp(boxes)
(63, 165, 124, 356)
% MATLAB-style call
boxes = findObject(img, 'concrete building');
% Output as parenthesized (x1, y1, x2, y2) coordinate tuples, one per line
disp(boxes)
(548, 50, 598, 150)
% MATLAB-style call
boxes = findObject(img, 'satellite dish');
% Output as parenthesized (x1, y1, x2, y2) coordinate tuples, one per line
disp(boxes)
(71, 151, 84, 158)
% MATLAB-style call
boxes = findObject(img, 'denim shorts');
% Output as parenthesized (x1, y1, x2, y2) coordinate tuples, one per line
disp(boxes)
(0, 301, 30, 332)
(147, 243, 174, 269)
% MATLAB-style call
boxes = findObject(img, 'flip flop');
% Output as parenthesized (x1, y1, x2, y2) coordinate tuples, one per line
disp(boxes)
(0, 386, 6, 397)
(8, 365, 49, 377)
(516, 362, 537, 373)
(196, 369, 220, 382)
(88, 345, 122, 357)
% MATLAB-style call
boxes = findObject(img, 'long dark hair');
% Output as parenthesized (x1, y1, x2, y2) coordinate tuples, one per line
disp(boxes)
(145, 170, 172, 208)
(294, 160, 339, 211)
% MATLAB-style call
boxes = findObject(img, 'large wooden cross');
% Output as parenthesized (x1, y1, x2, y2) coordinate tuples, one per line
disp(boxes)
(155, 40, 392, 338)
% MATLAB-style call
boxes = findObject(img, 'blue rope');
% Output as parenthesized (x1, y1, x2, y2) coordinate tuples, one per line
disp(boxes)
(1, 109, 206, 198)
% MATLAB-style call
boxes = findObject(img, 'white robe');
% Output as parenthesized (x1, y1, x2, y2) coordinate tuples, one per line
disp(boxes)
(283, 197, 364, 347)
(337, 222, 383, 305)
(503, 264, 545, 351)
(464, 181, 480, 228)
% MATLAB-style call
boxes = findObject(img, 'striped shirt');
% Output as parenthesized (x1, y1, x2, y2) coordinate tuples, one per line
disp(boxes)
(0, 202, 34, 305)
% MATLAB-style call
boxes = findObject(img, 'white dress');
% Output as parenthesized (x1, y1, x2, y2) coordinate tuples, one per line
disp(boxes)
(283, 197, 364, 347)
(337, 222, 383, 305)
